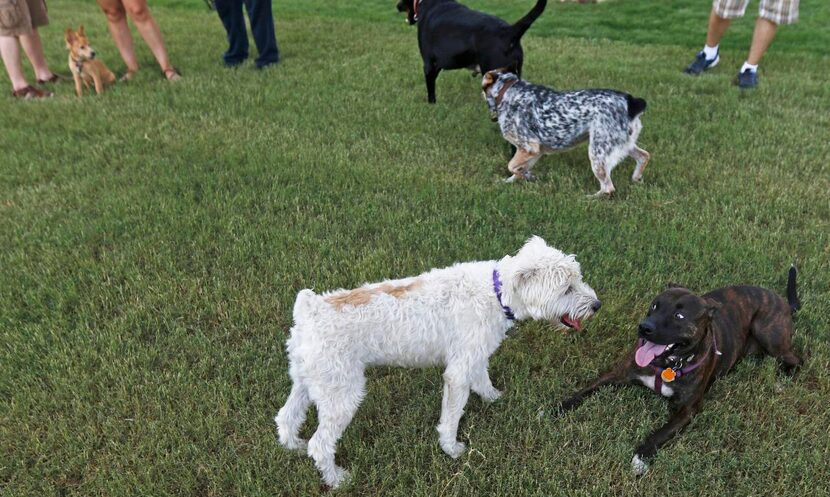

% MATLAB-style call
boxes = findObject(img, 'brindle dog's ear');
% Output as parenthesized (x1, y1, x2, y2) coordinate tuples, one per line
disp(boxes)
(703, 298, 722, 317)
(666, 282, 687, 290)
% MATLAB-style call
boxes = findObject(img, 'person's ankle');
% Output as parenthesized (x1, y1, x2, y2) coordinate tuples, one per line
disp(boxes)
(703, 44, 719, 60)
(740, 61, 758, 73)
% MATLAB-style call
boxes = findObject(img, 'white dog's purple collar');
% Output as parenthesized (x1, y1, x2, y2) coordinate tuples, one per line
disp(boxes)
(492, 269, 515, 321)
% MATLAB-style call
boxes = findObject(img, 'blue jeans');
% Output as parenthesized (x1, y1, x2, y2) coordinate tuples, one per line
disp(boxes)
(215, 0, 280, 67)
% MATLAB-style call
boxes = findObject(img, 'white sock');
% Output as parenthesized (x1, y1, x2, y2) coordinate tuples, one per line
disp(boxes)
(740, 61, 758, 73)
(703, 44, 719, 59)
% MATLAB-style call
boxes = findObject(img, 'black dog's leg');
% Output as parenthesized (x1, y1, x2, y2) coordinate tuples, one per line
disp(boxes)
(631, 398, 703, 475)
(555, 365, 628, 416)
(424, 63, 440, 104)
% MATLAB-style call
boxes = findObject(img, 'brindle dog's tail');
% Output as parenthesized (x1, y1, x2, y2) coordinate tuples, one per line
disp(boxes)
(787, 265, 800, 314)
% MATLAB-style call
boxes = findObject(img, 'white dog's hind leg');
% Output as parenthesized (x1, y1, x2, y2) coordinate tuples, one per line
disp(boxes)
(437, 367, 471, 458)
(276, 379, 311, 452)
(307, 376, 366, 488)
(471, 364, 501, 403)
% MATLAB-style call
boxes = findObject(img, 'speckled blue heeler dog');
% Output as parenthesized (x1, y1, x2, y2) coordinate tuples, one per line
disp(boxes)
(481, 69, 651, 196)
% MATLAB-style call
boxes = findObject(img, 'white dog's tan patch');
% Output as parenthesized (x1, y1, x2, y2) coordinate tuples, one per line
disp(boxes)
(325, 280, 422, 310)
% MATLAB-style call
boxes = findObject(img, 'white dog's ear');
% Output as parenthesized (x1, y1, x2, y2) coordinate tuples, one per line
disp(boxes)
(523, 235, 548, 250)
(511, 238, 578, 295)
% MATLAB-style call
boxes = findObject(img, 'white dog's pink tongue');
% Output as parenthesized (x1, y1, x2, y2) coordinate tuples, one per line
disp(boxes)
(635, 341, 669, 367)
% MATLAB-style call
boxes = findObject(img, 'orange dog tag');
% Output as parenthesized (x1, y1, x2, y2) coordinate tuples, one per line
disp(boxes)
(661, 368, 677, 382)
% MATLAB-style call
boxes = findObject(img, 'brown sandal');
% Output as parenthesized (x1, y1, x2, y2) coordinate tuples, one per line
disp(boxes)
(11, 85, 53, 99)
(36, 74, 67, 85)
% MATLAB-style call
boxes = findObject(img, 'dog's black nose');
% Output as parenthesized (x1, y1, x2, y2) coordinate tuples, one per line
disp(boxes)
(639, 321, 655, 336)
(591, 300, 602, 312)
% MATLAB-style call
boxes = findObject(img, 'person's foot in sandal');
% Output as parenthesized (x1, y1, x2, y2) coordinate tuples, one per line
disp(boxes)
(12, 85, 53, 99)
(36, 73, 68, 85)
(162, 68, 181, 81)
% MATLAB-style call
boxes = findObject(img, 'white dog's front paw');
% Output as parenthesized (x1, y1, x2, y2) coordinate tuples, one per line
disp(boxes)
(631, 454, 649, 476)
(503, 175, 519, 183)
(441, 440, 467, 459)
(326, 466, 351, 489)
(632, 173, 644, 183)
(479, 388, 502, 403)
(283, 438, 307, 453)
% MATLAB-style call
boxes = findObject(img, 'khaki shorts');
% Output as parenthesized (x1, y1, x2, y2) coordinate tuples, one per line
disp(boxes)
(713, 0, 799, 25)
(0, 0, 48, 37)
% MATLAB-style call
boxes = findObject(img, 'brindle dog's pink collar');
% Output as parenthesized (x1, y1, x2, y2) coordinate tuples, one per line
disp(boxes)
(639, 333, 721, 394)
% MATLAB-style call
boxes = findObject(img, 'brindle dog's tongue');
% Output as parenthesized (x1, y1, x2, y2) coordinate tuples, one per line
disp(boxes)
(635, 341, 669, 367)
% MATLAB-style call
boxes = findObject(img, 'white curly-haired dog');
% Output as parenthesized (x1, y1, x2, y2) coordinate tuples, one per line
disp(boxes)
(275, 236, 601, 488)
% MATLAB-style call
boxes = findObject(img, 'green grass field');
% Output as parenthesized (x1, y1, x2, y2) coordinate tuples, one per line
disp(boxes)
(2, 0, 829, 495)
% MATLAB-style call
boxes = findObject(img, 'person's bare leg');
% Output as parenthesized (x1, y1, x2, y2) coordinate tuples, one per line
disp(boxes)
(97, 0, 140, 76)
(706, 9, 732, 48)
(747, 17, 778, 65)
(19, 30, 54, 81)
(121, 0, 179, 79)
(0, 36, 29, 90)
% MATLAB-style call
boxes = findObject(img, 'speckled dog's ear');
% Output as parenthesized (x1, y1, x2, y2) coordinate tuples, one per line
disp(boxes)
(481, 71, 498, 92)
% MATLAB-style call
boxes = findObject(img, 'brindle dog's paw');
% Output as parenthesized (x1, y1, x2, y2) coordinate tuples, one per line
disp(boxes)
(631, 454, 649, 476)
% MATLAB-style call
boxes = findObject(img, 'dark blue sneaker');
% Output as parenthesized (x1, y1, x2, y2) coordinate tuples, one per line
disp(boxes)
(684, 50, 719, 75)
(735, 69, 758, 89)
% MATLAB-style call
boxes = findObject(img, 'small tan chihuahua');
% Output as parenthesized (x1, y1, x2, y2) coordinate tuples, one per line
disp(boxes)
(65, 26, 116, 97)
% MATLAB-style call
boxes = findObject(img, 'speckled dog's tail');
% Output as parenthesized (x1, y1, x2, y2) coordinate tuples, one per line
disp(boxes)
(626, 94, 647, 120)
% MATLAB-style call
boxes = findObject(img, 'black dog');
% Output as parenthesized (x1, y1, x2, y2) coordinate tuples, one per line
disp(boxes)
(557, 267, 802, 475)
(396, 0, 547, 103)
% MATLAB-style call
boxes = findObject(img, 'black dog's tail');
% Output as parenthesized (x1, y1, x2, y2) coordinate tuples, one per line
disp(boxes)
(511, 0, 547, 41)
(626, 94, 647, 119)
(787, 264, 801, 315)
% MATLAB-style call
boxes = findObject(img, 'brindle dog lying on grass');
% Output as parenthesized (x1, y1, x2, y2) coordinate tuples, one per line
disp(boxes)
(556, 266, 802, 475)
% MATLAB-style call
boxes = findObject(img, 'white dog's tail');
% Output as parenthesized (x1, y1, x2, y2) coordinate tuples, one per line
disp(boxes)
(292, 289, 319, 324)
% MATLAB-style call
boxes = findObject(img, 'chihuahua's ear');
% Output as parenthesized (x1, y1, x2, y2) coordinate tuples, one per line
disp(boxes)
(65, 28, 75, 45)
(78, 25, 85, 36)
(703, 298, 722, 318)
